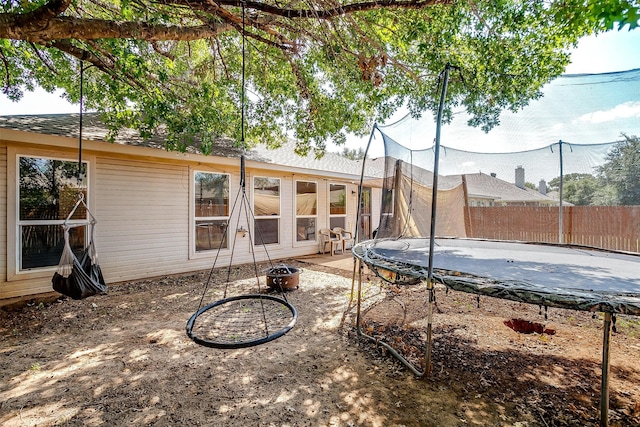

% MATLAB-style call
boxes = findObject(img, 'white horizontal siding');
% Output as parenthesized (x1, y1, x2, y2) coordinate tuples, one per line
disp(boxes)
(1, 148, 365, 301)
(94, 158, 190, 282)
(0, 146, 7, 286)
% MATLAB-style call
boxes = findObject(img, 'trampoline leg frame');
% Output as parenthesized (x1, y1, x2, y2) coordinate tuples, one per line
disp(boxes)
(354, 258, 430, 377)
(600, 312, 612, 427)
(354, 256, 615, 425)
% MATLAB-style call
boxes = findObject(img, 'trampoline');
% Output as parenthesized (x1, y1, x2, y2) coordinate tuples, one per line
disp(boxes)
(349, 65, 640, 426)
(353, 237, 640, 426)
(355, 237, 640, 315)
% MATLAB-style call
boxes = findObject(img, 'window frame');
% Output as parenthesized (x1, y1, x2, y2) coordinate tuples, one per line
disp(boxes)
(192, 170, 231, 254)
(328, 182, 347, 230)
(381, 187, 395, 217)
(8, 149, 92, 281)
(294, 180, 318, 244)
(253, 175, 281, 246)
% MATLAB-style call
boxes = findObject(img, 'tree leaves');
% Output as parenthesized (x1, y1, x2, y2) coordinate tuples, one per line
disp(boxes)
(1, 0, 637, 154)
(597, 134, 640, 205)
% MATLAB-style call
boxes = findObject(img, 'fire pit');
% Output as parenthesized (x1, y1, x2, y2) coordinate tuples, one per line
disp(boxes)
(266, 266, 300, 290)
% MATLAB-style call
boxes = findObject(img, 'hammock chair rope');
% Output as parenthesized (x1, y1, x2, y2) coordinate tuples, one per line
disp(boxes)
(51, 60, 107, 300)
(185, 1, 297, 349)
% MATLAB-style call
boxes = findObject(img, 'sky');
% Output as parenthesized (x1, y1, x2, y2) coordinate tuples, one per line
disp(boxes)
(1, 29, 639, 147)
(346, 29, 640, 157)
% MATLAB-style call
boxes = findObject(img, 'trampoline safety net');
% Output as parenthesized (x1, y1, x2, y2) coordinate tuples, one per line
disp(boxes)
(356, 68, 640, 315)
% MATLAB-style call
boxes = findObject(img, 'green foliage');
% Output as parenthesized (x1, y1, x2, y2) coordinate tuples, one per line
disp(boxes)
(548, 173, 599, 205)
(550, 135, 640, 206)
(597, 134, 640, 205)
(1, 1, 637, 154)
(341, 147, 366, 160)
(587, 0, 640, 30)
(564, 174, 600, 206)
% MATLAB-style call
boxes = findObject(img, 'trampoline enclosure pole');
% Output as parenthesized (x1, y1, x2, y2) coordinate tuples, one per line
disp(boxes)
(424, 64, 451, 376)
(558, 140, 564, 244)
(600, 312, 612, 427)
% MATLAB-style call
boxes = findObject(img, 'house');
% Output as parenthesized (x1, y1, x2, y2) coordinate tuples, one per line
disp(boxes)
(0, 113, 564, 303)
(461, 172, 560, 207)
(0, 114, 383, 303)
(367, 158, 560, 207)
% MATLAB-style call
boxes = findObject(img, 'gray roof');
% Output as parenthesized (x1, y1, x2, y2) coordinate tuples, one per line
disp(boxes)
(1, 114, 559, 203)
(462, 172, 557, 203)
(0, 113, 373, 178)
(364, 157, 557, 203)
(1, 113, 164, 147)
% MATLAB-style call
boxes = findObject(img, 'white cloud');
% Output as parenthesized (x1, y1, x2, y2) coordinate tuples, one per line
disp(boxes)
(575, 101, 640, 124)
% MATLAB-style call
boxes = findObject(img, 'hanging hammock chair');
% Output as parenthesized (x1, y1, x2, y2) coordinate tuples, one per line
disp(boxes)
(185, 3, 297, 348)
(185, 156, 298, 349)
(52, 195, 106, 300)
(51, 60, 107, 300)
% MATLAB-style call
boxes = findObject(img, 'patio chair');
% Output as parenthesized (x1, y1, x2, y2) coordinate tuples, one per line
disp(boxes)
(333, 227, 354, 253)
(319, 229, 342, 255)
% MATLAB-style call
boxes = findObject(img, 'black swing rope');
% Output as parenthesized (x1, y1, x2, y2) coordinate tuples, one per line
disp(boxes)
(51, 60, 107, 300)
(186, 2, 297, 349)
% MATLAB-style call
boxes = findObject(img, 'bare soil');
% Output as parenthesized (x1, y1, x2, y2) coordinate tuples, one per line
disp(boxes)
(2, 259, 640, 427)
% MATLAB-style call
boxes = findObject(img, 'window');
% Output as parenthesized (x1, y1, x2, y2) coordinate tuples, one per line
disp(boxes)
(194, 172, 229, 252)
(18, 156, 87, 271)
(295, 181, 317, 242)
(358, 187, 372, 240)
(254, 177, 280, 245)
(381, 187, 394, 216)
(329, 183, 346, 229)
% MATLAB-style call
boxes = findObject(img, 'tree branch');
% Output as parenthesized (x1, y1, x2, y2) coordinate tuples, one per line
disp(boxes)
(0, 47, 10, 92)
(204, 0, 295, 50)
(29, 42, 58, 75)
(16, 0, 72, 26)
(151, 41, 177, 61)
(1, 0, 452, 45)
(164, 0, 453, 19)
(0, 15, 230, 43)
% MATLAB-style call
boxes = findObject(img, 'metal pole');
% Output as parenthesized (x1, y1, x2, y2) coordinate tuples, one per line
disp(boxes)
(558, 140, 564, 244)
(354, 124, 377, 245)
(600, 312, 612, 427)
(351, 125, 378, 304)
(425, 64, 451, 376)
(78, 61, 84, 186)
(356, 257, 363, 335)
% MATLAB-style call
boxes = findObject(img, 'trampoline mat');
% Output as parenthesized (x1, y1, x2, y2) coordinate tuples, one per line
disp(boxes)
(354, 238, 640, 315)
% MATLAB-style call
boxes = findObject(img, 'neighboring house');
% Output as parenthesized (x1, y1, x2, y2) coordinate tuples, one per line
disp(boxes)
(367, 157, 560, 207)
(461, 172, 560, 207)
(0, 114, 382, 302)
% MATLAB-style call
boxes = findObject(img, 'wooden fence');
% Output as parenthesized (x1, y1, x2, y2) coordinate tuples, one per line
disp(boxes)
(468, 206, 640, 254)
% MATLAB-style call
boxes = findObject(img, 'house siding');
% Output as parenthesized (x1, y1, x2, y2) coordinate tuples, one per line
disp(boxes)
(94, 157, 191, 282)
(0, 146, 7, 287)
(0, 126, 374, 302)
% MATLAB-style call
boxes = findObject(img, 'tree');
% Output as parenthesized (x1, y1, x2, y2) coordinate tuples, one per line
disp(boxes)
(341, 147, 366, 160)
(597, 134, 640, 205)
(1, 1, 638, 155)
(548, 173, 599, 205)
(563, 174, 600, 206)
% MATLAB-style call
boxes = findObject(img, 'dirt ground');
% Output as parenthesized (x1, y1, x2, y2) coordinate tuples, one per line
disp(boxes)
(2, 258, 640, 427)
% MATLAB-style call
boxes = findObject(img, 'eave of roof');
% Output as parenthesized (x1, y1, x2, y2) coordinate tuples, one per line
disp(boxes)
(0, 113, 379, 180)
(460, 172, 557, 203)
